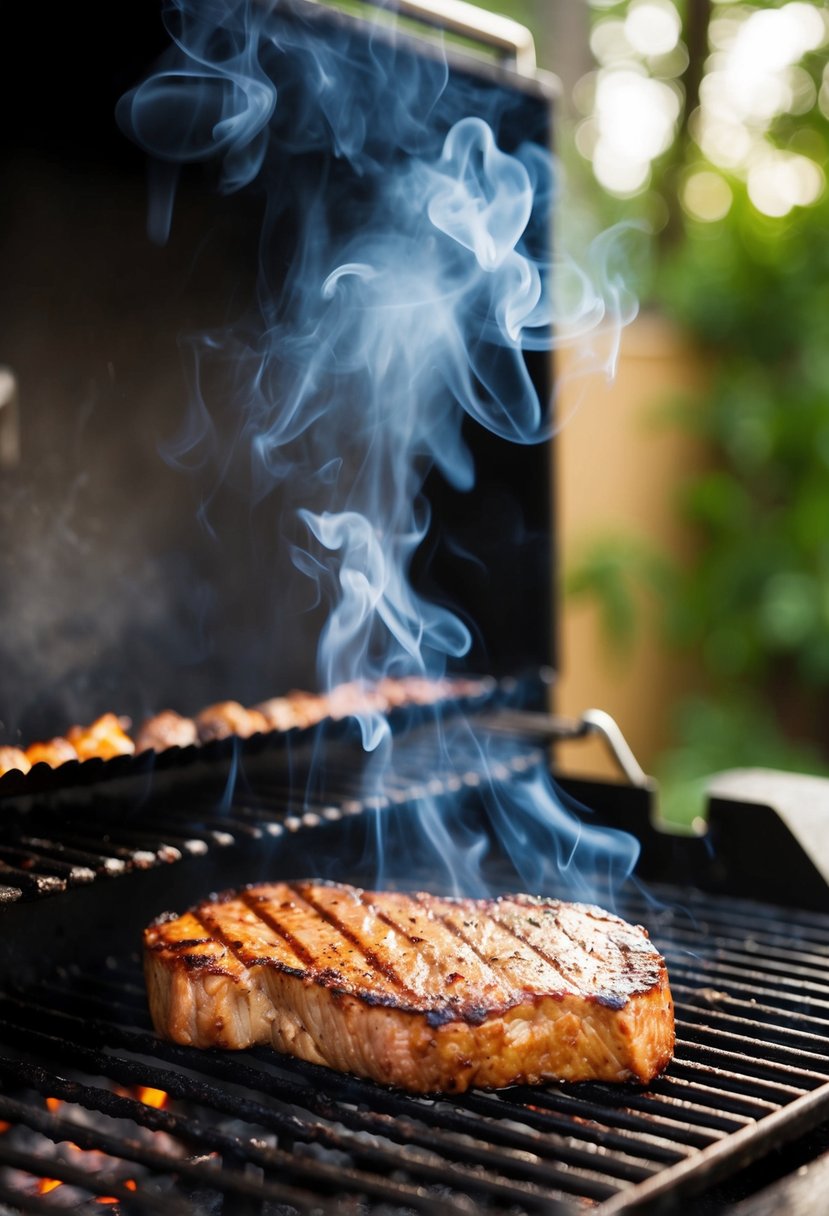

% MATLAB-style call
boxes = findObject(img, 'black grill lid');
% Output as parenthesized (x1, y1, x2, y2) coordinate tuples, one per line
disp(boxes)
(0, 0, 555, 747)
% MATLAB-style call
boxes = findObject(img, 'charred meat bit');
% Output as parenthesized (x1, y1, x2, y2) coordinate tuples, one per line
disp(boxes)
(194, 701, 269, 743)
(135, 710, 198, 754)
(0, 746, 31, 776)
(253, 697, 299, 731)
(25, 737, 79, 768)
(284, 691, 328, 728)
(66, 713, 135, 761)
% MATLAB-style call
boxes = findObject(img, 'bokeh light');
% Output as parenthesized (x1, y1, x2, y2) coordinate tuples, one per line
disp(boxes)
(625, 0, 682, 57)
(747, 149, 825, 216)
(582, 0, 828, 214)
(592, 68, 680, 194)
(681, 169, 733, 222)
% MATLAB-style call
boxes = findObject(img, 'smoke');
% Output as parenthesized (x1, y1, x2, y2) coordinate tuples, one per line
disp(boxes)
(118, 0, 641, 896)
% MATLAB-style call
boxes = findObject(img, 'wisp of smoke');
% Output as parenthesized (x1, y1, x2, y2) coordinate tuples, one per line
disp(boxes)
(118, 0, 641, 897)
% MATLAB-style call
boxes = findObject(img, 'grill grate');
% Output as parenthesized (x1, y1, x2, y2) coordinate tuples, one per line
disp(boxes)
(0, 887, 828, 1213)
(0, 726, 546, 904)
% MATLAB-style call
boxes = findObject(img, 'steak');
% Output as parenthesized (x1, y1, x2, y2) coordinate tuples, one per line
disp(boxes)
(144, 880, 674, 1093)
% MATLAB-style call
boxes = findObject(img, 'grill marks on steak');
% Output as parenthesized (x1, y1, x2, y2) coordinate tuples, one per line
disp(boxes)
(144, 881, 675, 1093)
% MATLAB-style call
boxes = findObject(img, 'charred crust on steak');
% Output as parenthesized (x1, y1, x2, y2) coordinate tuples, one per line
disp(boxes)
(176, 953, 232, 973)
(246, 958, 307, 979)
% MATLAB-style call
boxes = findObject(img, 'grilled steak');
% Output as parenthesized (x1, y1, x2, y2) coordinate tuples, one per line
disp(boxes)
(145, 880, 674, 1093)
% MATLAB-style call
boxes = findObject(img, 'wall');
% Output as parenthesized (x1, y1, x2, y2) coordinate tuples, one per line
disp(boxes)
(554, 311, 707, 781)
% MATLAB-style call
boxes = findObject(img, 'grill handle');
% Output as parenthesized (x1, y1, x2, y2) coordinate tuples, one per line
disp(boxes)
(0, 367, 20, 469)
(481, 707, 651, 788)
(304, 0, 538, 75)
(392, 0, 536, 73)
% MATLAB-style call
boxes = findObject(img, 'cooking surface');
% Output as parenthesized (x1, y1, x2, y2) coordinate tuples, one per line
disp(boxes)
(0, 885, 827, 1213)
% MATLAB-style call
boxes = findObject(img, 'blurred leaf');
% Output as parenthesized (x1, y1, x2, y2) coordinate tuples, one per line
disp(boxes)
(657, 694, 829, 827)
(565, 536, 672, 658)
(513, 0, 829, 797)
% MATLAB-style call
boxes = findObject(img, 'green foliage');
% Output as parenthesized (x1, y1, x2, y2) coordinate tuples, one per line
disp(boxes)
(548, 0, 829, 816)
(659, 181, 829, 690)
(656, 694, 829, 826)
(566, 535, 672, 659)
(487, 0, 829, 814)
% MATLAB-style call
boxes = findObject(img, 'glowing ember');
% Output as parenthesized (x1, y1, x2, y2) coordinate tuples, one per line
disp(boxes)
(135, 1087, 168, 1109)
(96, 1187, 138, 1205)
(1, 1089, 178, 1205)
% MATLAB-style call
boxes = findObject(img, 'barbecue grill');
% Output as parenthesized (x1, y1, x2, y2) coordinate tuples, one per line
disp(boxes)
(3, 1, 829, 1213)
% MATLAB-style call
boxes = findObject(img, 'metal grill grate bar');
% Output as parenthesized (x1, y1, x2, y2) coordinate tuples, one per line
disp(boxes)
(48, 834, 159, 870)
(0, 1040, 649, 1202)
(0, 1000, 653, 1203)
(18, 836, 128, 876)
(472, 1087, 731, 1148)
(149, 804, 265, 840)
(674, 1040, 828, 1086)
(0, 972, 787, 1211)
(629, 1073, 778, 1120)
(623, 890, 829, 944)
(0, 1181, 93, 1215)
(660, 923, 829, 975)
(675, 1015, 829, 1069)
(675, 998, 829, 1053)
(0, 863, 64, 900)
(0, 1137, 188, 1215)
(671, 982, 829, 1034)
(665, 958, 829, 1015)
(663, 952, 829, 1007)
(0, 1088, 500, 1216)
(0, 847, 95, 887)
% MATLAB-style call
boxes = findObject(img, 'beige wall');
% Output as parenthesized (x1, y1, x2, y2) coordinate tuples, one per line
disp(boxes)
(553, 312, 707, 781)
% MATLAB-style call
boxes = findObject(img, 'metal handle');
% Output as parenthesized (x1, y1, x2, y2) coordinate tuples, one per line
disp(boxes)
(480, 707, 651, 788)
(303, 0, 538, 75)
(394, 0, 537, 73)
(0, 367, 20, 469)
(579, 708, 650, 789)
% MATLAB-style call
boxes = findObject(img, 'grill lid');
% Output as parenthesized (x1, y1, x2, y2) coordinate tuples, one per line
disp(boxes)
(0, 0, 556, 749)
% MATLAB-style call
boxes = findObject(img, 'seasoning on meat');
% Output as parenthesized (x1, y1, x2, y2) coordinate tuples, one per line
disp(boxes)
(144, 879, 675, 1093)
